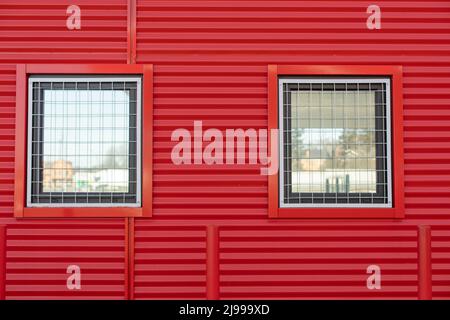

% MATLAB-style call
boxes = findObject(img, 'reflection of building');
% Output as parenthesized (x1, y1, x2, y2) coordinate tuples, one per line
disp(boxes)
(43, 161, 128, 193)
(72, 169, 129, 193)
(43, 160, 74, 192)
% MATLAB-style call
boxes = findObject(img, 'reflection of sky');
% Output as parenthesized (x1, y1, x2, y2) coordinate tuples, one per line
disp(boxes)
(42, 90, 129, 169)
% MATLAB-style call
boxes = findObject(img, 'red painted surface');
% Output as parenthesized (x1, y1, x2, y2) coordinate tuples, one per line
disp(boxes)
(124, 218, 130, 299)
(0, 0, 450, 299)
(4, 221, 127, 299)
(418, 225, 432, 299)
(206, 225, 219, 300)
(0, 225, 6, 300)
(127, 0, 137, 64)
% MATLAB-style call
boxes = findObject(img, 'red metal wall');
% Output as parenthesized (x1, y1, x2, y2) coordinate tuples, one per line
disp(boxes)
(1, 0, 450, 299)
(0, 0, 130, 299)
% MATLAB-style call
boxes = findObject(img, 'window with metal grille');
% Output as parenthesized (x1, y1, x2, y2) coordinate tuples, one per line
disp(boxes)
(27, 76, 141, 207)
(279, 77, 392, 207)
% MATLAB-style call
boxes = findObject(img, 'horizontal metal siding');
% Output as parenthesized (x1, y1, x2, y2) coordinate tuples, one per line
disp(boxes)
(432, 226, 450, 299)
(136, 0, 450, 299)
(5, 221, 126, 299)
(0, 65, 14, 220)
(0, 0, 128, 63)
(0, 0, 130, 222)
(133, 225, 207, 299)
(137, 0, 450, 223)
(220, 226, 418, 299)
(152, 64, 268, 220)
(0, 2, 130, 299)
(0, 0, 447, 300)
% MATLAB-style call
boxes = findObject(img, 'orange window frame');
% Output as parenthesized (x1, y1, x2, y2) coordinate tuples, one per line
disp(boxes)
(14, 64, 153, 218)
(268, 65, 405, 219)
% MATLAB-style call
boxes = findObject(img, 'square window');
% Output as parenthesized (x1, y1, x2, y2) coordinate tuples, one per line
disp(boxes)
(26, 76, 142, 207)
(279, 77, 392, 208)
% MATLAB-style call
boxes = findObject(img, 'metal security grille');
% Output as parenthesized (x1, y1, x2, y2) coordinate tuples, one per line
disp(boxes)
(279, 78, 392, 207)
(27, 76, 141, 207)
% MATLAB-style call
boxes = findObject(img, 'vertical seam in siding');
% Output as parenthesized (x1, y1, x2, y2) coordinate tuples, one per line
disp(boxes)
(0, 225, 6, 300)
(127, 0, 137, 299)
(418, 225, 432, 300)
(124, 218, 129, 299)
(13, 64, 26, 218)
(127, 0, 137, 64)
(206, 225, 220, 299)
(128, 218, 135, 300)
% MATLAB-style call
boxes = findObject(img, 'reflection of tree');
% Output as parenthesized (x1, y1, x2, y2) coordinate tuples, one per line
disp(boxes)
(337, 130, 375, 170)
(324, 144, 344, 170)
(291, 128, 304, 171)
(340, 130, 372, 150)
(292, 128, 375, 172)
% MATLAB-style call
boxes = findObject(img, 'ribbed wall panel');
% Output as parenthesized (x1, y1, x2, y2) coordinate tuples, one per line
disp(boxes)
(4, 220, 126, 299)
(432, 226, 450, 299)
(133, 1, 450, 298)
(0, 0, 128, 63)
(220, 226, 418, 299)
(0, 1, 130, 299)
(133, 225, 207, 299)
(137, 0, 450, 223)
(151, 64, 267, 220)
(0, 0, 448, 300)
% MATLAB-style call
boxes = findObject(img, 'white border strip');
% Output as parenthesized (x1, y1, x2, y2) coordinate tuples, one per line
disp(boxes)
(278, 77, 392, 208)
(26, 76, 142, 208)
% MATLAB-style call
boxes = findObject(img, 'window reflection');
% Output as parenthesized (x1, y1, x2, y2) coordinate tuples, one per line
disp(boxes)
(41, 89, 130, 193)
(290, 91, 377, 193)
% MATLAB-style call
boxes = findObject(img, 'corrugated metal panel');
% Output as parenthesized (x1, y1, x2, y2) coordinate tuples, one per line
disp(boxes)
(220, 225, 418, 299)
(0, 0, 448, 300)
(136, 0, 450, 223)
(134, 0, 450, 299)
(0, 65, 14, 221)
(151, 64, 268, 220)
(0, 0, 128, 63)
(0, 1, 130, 300)
(5, 220, 126, 299)
(432, 226, 450, 299)
(133, 224, 207, 299)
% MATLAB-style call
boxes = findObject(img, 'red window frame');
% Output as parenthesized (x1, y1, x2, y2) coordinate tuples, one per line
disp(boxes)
(268, 65, 405, 219)
(14, 64, 153, 218)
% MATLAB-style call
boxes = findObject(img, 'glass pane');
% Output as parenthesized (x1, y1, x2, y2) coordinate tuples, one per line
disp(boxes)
(290, 90, 377, 194)
(41, 89, 130, 193)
